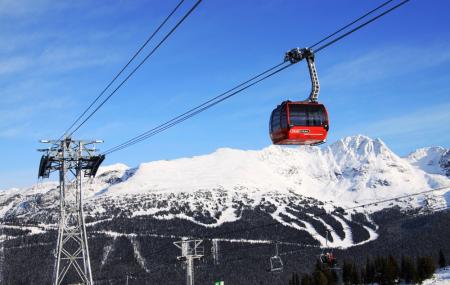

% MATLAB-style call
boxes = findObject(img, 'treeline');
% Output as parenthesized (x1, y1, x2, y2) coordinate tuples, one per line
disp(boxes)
(289, 250, 447, 285)
(288, 260, 338, 285)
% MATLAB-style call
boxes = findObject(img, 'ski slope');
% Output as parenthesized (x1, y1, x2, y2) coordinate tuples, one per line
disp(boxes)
(0, 135, 449, 248)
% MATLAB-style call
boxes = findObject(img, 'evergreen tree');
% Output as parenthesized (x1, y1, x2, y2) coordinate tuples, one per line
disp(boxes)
(400, 256, 406, 280)
(289, 273, 300, 285)
(315, 259, 323, 272)
(322, 267, 338, 285)
(342, 261, 352, 284)
(360, 268, 367, 285)
(400, 256, 417, 283)
(313, 271, 328, 285)
(385, 255, 399, 284)
(370, 255, 400, 285)
(439, 249, 447, 268)
(423, 256, 436, 279)
(365, 257, 375, 284)
(301, 274, 312, 285)
(417, 256, 436, 282)
(330, 270, 339, 285)
(350, 263, 360, 285)
(334, 260, 359, 285)
(373, 256, 387, 285)
(314, 258, 336, 285)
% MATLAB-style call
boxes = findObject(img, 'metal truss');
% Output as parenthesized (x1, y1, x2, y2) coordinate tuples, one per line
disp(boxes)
(38, 138, 104, 285)
(174, 239, 204, 285)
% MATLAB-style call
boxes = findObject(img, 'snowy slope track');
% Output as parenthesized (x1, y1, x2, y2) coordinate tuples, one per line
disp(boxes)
(0, 135, 449, 248)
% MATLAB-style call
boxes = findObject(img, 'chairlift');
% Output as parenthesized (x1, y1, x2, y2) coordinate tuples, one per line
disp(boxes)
(318, 230, 339, 269)
(269, 242, 284, 272)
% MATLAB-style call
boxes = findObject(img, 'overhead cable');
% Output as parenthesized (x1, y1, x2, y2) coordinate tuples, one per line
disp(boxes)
(67, 0, 203, 137)
(103, 0, 411, 154)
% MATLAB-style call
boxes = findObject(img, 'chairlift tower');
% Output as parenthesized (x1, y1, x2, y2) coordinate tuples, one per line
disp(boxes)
(174, 238, 204, 285)
(0, 230, 5, 285)
(211, 239, 220, 265)
(38, 137, 105, 285)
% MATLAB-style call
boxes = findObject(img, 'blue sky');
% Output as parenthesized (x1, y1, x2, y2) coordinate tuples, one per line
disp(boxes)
(0, 0, 449, 189)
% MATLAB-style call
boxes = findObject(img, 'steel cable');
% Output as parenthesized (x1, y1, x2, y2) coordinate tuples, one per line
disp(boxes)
(67, 0, 203, 137)
(103, 0, 411, 154)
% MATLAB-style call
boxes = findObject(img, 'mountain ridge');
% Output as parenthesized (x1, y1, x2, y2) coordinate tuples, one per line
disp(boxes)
(0, 135, 449, 249)
(1, 136, 450, 285)
(35, 135, 450, 202)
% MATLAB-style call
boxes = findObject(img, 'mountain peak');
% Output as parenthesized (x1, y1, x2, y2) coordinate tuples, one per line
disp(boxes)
(97, 163, 129, 175)
(2, 136, 448, 208)
(406, 146, 447, 161)
(406, 146, 450, 176)
(335, 134, 386, 149)
(327, 135, 394, 162)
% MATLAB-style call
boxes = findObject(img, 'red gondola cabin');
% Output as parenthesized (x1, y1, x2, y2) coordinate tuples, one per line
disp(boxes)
(269, 101, 329, 145)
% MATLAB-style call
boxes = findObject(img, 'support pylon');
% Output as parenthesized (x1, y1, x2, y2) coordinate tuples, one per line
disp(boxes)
(38, 138, 105, 285)
(0, 226, 4, 285)
(211, 239, 220, 265)
(174, 238, 204, 285)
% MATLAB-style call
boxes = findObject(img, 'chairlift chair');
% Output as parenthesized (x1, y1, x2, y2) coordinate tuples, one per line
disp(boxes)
(318, 230, 340, 269)
(269, 243, 284, 272)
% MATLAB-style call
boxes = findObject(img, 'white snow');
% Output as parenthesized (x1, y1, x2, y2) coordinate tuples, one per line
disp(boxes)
(3, 135, 448, 209)
(130, 238, 150, 273)
(0, 224, 46, 235)
(100, 238, 116, 269)
(422, 266, 450, 285)
(96, 163, 129, 176)
(406, 147, 447, 175)
(1, 135, 449, 248)
(98, 135, 450, 209)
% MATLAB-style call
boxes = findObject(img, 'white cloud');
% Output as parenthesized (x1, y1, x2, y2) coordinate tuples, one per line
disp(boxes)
(333, 103, 450, 140)
(0, 168, 36, 190)
(0, 44, 120, 76)
(0, 125, 28, 138)
(0, 0, 72, 18)
(0, 56, 31, 75)
(0, 97, 71, 139)
(39, 45, 120, 73)
(0, 79, 61, 104)
(321, 44, 450, 87)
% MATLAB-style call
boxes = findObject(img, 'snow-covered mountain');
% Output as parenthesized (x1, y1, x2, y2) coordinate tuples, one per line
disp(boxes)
(0, 135, 449, 249)
(406, 146, 450, 177)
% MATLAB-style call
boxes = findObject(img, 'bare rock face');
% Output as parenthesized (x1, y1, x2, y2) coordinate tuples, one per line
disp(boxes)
(440, 150, 450, 177)
(406, 146, 450, 176)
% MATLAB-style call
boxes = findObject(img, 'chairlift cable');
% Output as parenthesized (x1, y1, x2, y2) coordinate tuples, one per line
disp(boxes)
(67, 0, 203, 137)
(60, 0, 187, 139)
(309, 0, 396, 49)
(103, 0, 411, 154)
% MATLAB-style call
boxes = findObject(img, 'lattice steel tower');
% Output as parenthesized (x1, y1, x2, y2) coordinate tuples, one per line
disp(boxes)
(174, 238, 204, 285)
(38, 138, 105, 285)
(0, 229, 5, 285)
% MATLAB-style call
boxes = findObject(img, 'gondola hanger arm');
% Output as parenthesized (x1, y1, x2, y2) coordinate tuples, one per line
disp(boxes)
(284, 48, 320, 103)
